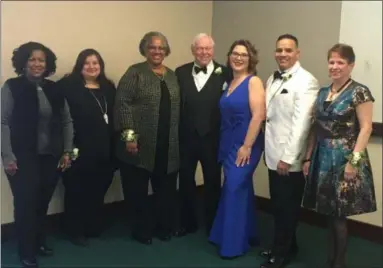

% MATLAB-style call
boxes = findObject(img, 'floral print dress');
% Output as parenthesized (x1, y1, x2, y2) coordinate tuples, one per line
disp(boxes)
(303, 80, 377, 217)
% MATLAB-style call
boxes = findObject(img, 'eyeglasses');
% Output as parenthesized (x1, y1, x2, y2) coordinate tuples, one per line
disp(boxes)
(231, 52, 249, 59)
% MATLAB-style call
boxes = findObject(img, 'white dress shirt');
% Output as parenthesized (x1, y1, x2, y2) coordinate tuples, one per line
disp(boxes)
(192, 60, 214, 92)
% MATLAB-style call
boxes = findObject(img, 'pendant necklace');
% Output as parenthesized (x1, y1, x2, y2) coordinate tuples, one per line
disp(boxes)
(329, 78, 352, 101)
(89, 90, 108, 124)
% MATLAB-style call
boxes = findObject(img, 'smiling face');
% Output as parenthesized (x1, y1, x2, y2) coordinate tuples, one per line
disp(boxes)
(229, 45, 250, 73)
(192, 36, 214, 67)
(146, 37, 166, 66)
(328, 52, 354, 82)
(275, 38, 300, 71)
(26, 50, 46, 78)
(81, 54, 101, 80)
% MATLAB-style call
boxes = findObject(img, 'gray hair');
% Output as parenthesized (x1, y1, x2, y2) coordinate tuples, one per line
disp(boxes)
(139, 31, 171, 57)
(191, 33, 215, 48)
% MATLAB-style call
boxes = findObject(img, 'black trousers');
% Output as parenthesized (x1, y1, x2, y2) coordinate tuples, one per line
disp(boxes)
(268, 169, 306, 257)
(178, 131, 222, 232)
(120, 163, 178, 237)
(6, 154, 60, 260)
(62, 157, 114, 238)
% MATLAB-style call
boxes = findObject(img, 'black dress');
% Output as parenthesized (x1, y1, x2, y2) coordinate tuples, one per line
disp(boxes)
(153, 80, 171, 175)
(60, 78, 116, 240)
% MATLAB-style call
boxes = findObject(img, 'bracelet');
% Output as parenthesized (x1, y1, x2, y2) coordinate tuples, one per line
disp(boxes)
(302, 159, 311, 163)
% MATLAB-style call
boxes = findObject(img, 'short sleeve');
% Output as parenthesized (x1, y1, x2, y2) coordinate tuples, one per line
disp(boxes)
(352, 85, 375, 106)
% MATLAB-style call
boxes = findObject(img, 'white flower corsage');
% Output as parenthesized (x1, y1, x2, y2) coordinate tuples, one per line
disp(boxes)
(222, 82, 228, 91)
(121, 129, 138, 143)
(282, 74, 292, 82)
(214, 67, 222, 75)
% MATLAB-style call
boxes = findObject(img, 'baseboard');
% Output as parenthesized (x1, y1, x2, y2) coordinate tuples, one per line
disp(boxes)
(255, 195, 383, 245)
(2, 187, 382, 245)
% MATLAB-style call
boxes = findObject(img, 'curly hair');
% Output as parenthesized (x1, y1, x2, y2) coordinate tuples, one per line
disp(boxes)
(138, 31, 171, 57)
(11, 41, 57, 77)
(226, 39, 259, 75)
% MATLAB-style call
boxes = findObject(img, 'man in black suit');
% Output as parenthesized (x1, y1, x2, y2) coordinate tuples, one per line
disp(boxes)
(174, 33, 231, 236)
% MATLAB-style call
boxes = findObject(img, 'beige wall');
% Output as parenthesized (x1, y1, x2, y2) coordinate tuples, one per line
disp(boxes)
(212, 0, 382, 227)
(0, 1, 213, 224)
(339, 1, 382, 123)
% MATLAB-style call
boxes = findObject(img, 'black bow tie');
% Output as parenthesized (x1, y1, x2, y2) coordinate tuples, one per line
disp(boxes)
(194, 66, 207, 74)
(273, 71, 285, 80)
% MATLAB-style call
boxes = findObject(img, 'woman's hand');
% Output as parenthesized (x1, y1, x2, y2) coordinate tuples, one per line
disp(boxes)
(59, 153, 71, 171)
(302, 161, 311, 177)
(5, 161, 18, 176)
(236, 145, 251, 167)
(344, 162, 357, 181)
(126, 141, 138, 154)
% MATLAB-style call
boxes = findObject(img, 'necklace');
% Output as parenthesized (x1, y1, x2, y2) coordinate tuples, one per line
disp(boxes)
(328, 78, 352, 101)
(89, 90, 108, 124)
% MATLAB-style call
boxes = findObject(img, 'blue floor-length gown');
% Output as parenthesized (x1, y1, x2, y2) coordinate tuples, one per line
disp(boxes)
(209, 75, 264, 258)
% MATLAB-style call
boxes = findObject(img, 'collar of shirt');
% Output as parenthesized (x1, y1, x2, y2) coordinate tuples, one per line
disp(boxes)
(278, 61, 301, 76)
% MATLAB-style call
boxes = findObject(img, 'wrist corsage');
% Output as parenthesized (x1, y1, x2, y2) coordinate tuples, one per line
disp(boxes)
(121, 129, 138, 143)
(346, 151, 367, 172)
(71, 148, 79, 161)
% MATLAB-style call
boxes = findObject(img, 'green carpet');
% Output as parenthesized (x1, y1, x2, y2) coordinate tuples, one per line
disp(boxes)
(1, 212, 382, 268)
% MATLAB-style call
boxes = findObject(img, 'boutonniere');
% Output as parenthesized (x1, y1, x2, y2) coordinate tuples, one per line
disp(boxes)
(282, 73, 292, 82)
(222, 82, 228, 91)
(214, 67, 222, 75)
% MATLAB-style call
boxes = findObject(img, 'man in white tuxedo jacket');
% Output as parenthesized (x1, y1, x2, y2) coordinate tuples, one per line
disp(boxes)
(260, 34, 319, 268)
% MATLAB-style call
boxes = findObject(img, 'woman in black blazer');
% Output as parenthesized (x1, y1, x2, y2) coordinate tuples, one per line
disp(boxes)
(1, 42, 73, 268)
(58, 49, 117, 246)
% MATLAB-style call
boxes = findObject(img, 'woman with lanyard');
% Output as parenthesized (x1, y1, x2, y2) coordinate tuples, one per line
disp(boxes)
(58, 49, 117, 247)
(302, 43, 376, 268)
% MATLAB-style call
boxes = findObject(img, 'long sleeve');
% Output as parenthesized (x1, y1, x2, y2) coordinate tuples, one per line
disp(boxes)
(114, 67, 138, 132)
(1, 82, 16, 166)
(280, 77, 320, 164)
(62, 99, 74, 152)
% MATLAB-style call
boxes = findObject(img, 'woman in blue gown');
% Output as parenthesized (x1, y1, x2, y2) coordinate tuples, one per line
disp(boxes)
(209, 40, 266, 258)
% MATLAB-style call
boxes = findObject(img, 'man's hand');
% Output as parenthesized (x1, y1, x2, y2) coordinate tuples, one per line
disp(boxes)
(277, 160, 291, 176)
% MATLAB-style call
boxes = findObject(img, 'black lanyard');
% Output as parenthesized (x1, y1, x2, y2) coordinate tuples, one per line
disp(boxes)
(329, 78, 352, 100)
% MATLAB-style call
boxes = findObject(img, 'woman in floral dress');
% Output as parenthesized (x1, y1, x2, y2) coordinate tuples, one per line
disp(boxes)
(302, 43, 376, 268)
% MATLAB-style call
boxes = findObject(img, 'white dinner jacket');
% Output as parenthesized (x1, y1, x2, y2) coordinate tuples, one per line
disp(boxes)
(264, 61, 320, 172)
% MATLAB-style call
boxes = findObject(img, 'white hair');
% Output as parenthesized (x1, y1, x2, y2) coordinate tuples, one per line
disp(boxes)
(191, 33, 215, 48)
